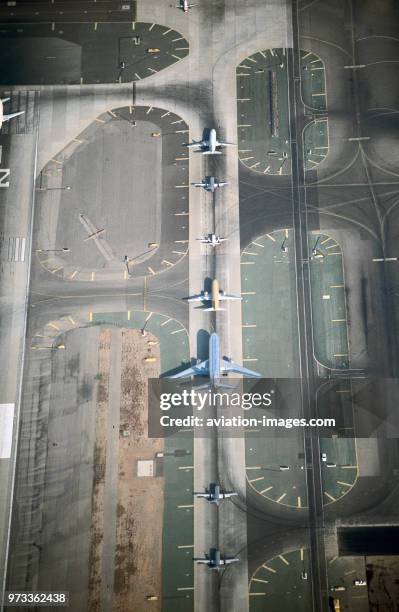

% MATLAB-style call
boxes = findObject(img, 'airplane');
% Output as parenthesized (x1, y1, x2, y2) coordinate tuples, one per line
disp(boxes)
(184, 128, 235, 154)
(194, 483, 238, 505)
(197, 234, 227, 247)
(165, 332, 262, 387)
(0, 98, 24, 129)
(186, 279, 241, 311)
(176, 0, 197, 12)
(194, 548, 239, 570)
(192, 176, 228, 192)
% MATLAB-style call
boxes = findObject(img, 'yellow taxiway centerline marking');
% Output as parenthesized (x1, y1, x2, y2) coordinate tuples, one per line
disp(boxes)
(178, 466, 194, 470)
(324, 491, 336, 502)
(337, 481, 352, 487)
(89, 312, 93, 322)
(161, 318, 172, 326)
(300, 548, 304, 561)
(91, 272, 95, 281)
(262, 565, 276, 574)
(177, 587, 194, 591)
(276, 493, 287, 503)
(149, 23, 155, 30)
(249, 477, 264, 483)
(341, 465, 358, 469)
(252, 578, 268, 584)
(266, 233, 276, 242)
(252, 241, 264, 248)
(330, 284, 344, 288)
(148, 267, 156, 275)
(260, 486, 273, 494)
(178, 504, 194, 509)
(171, 328, 185, 335)
(127, 310, 131, 321)
(246, 466, 262, 470)
(329, 556, 338, 564)
(242, 291, 256, 295)
(320, 236, 332, 245)
(177, 544, 194, 549)
(241, 261, 255, 265)
(331, 319, 346, 322)
(279, 555, 289, 566)
(48, 323, 60, 330)
(297, 497, 302, 508)
(68, 317, 75, 325)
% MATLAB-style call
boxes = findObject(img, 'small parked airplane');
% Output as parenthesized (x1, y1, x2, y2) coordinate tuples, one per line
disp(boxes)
(192, 176, 228, 192)
(186, 279, 241, 311)
(194, 483, 238, 505)
(184, 128, 234, 154)
(194, 548, 239, 570)
(0, 98, 24, 129)
(176, 0, 197, 12)
(197, 234, 227, 247)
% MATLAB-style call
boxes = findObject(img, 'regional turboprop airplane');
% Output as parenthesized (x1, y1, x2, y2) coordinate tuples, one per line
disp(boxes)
(176, 0, 197, 11)
(192, 176, 228, 192)
(0, 98, 24, 129)
(197, 234, 227, 247)
(194, 483, 238, 505)
(194, 548, 239, 570)
(186, 279, 241, 311)
(166, 332, 262, 386)
(184, 128, 235, 154)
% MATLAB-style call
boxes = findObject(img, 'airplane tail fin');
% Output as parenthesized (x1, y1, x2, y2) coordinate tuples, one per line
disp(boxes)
(3, 110, 24, 122)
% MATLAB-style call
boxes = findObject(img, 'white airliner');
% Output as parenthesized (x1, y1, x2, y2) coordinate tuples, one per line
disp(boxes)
(0, 98, 24, 129)
(197, 234, 227, 247)
(192, 176, 228, 192)
(184, 128, 235, 154)
(176, 0, 197, 12)
(194, 483, 238, 505)
(194, 549, 239, 570)
(166, 332, 262, 386)
(187, 279, 241, 311)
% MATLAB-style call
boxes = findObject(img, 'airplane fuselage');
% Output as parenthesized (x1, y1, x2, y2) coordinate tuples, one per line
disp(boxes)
(209, 332, 221, 382)
(208, 128, 217, 153)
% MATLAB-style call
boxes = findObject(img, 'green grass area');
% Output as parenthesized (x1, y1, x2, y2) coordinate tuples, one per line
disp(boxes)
(236, 48, 328, 175)
(241, 230, 300, 377)
(246, 435, 307, 508)
(309, 234, 350, 370)
(249, 549, 312, 611)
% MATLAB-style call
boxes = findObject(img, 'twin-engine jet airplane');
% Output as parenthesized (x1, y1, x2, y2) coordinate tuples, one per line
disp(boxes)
(166, 332, 262, 387)
(194, 548, 239, 570)
(192, 176, 228, 192)
(186, 279, 241, 311)
(194, 483, 238, 505)
(176, 0, 197, 11)
(184, 128, 235, 154)
(197, 234, 227, 247)
(0, 98, 24, 128)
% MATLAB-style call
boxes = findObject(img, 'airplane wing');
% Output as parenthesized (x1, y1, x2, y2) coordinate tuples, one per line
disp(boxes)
(217, 141, 235, 147)
(192, 182, 206, 187)
(184, 141, 203, 148)
(223, 557, 239, 565)
(221, 358, 262, 378)
(187, 295, 207, 302)
(3, 110, 24, 122)
(194, 559, 210, 564)
(222, 492, 238, 499)
(193, 492, 209, 499)
(167, 359, 209, 379)
(219, 294, 242, 301)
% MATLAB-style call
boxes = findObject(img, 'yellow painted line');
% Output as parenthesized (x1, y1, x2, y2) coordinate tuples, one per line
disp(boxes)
(129, 106, 134, 114)
(176, 130, 189, 133)
(334, 353, 348, 357)
(134, 73, 141, 80)
(89, 312, 93, 322)
(285, 229, 289, 238)
(312, 92, 326, 96)
(302, 51, 312, 59)
(149, 23, 156, 30)
(161, 111, 171, 117)
(328, 252, 342, 256)
(95, 117, 105, 123)
(127, 310, 131, 321)
(148, 267, 156, 275)
(148, 67, 158, 74)
(171, 328, 185, 335)
(175, 157, 188, 161)
(258, 50, 267, 58)
(337, 481, 352, 487)
(162, 259, 173, 267)
(329, 556, 338, 564)
(91, 272, 95, 281)
(178, 504, 194, 509)
(172, 54, 183, 60)
(177, 587, 194, 591)
(69, 270, 78, 280)
(175, 185, 188, 188)
(249, 592, 267, 596)
(240, 156, 254, 161)
(48, 322, 60, 331)
(324, 491, 336, 502)
(161, 318, 172, 326)
(242, 324, 256, 328)
(146, 106, 153, 114)
(320, 236, 332, 245)
(171, 119, 184, 125)
(249, 477, 264, 483)
(108, 110, 117, 118)
(336, 389, 351, 393)
(173, 250, 186, 255)
(300, 549, 304, 561)
(279, 555, 289, 566)
(252, 241, 264, 248)
(242, 291, 256, 295)
(342, 465, 358, 469)
(124, 270, 128, 280)
(263, 165, 271, 173)
(246, 466, 262, 470)
(163, 27, 173, 35)
(51, 158, 62, 165)
(266, 233, 276, 242)
(262, 565, 276, 574)
(34, 334, 47, 338)
(330, 284, 344, 288)
(178, 466, 194, 470)
(244, 251, 258, 256)
(68, 317, 75, 325)
(237, 98, 251, 101)
(325, 243, 339, 250)
(241, 261, 255, 265)
(52, 22, 55, 31)
(175, 238, 190, 242)
(344, 570, 356, 576)
(238, 149, 253, 152)
(297, 497, 302, 508)
(276, 493, 287, 503)
(243, 358, 258, 362)
(172, 37, 184, 42)
(51, 267, 63, 273)
(250, 162, 260, 168)
(260, 486, 273, 494)
(252, 578, 268, 584)
(177, 544, 194, 549)
(145, 312, 153, 322)
(331, 319, 346, 322)
(237, 73, 251, 77)
(248, 57, 257, 63)
(174, 212, 189, 216)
